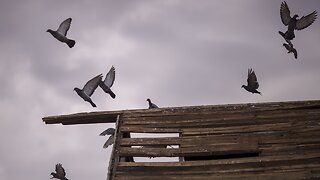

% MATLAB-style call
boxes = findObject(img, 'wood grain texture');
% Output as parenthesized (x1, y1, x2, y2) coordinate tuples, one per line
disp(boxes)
(42, 100, 320, 179)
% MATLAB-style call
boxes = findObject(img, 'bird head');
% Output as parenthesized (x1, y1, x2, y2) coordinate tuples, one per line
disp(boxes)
(50, 172, 56, 179)
(46, 29, 53, 33)
(73, 87, 81, 94)
(241, 85, 245, 88)
(146, 98, 151, 102)
(293, 14, 299, 19)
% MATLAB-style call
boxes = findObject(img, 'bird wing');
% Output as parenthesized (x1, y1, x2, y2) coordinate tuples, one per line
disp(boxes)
(57, 18, 72, 36)
(56, 164, 66, 177)
(151, 103, 159, 108)
(103, 66, 115, 88)
(83, 74, 103, 97)
(283, 43, 291, 51)
(285, 38, 293, 47)
(103, 135, 114, 148)
(99, 128, 115, 136)
(280, 1, 291, 25)
(247, 69, 259, 89)
(295, 11, 317, 30)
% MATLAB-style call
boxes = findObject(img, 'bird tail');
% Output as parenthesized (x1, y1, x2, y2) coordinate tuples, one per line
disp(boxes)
(89, 100, 97, 107)
(66, 39, 75, 48)
(99, 83, 116, 98)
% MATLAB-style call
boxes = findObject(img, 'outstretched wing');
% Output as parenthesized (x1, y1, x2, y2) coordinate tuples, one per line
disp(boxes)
(295, 11, 317, 30)
(285, 38, 293, 47)
(283, 43, 291, 51)
(56, 164, 66, 177)
(103, 66, 115, 88)
(280, 1, 291, 25)
(247, 69, 259, 89)
(99, 128, 115, 136)
(83, 74, 103, 97)
(57, 18, 72, 36)
(103, 135, 115, 148)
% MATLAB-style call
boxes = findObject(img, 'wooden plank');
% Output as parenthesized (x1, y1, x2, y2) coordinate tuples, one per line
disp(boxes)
(43, 111, 121, 124)
(121, 112, 320, 127)
(118, 143, 259, 157)
(120, 121, 320, 134)
(119, 132, 320, 147)
(115, 167, 320, 180)
(118, 152, 320, 168)
(107, 115, 121, 180)
(115, 167, 320, 178)
(42, 100, 320, 125)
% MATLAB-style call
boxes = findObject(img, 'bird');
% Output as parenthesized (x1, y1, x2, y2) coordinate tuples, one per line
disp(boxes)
(50, 163, 68, 180)
(283, 39, 297, 59)
(47, 18, 76, 48)
(242, 68, 261, 95)
(279, 1, 317, 40)
(99, 128, 115, 148)
(74, 74, 102, 107)
(99, 66, 116, 99)
(147, 98, 159, 109)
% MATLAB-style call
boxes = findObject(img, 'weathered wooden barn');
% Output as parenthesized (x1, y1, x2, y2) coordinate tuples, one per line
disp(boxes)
(43, 100, 320, 179)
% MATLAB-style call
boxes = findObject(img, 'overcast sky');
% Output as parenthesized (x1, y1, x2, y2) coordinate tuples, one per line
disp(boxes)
(0, 0, 320, 179)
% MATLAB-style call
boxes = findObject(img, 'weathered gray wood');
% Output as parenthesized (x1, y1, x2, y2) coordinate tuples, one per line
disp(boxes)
(42, 100, 320, 125)
(118, 143, 259, 157)
(107, 115, 121, 180)
(41, 100, 320, 179)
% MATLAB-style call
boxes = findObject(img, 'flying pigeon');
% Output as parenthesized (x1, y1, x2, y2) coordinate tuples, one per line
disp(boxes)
(74, 74, 102, 107)
(279, 1, 317, 40)
(99, 66, 116, 99)
(47, 18, 76, 48)
(147, 98, 159, 109)
(283, 39, 297, 59)
(242, 68, 261, 95)
(100, 128, 115, 148)
(50, 163, 68, 180)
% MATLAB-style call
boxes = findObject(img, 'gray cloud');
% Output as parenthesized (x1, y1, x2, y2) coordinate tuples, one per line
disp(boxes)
(0, 0, 320, 179)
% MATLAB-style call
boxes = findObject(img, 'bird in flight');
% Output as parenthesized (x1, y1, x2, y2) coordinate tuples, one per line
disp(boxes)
(99, 128, 115, 148)
(279, 1, 317, 40)
(147, 98, 159, 109)
(283, 39, 297, 59)
(47, 18, 76, 48)
(99, 66, 116, 99)
(50, 163, 68, 180)
(74, 74, 102, 107)
(242, 68, 261, 95)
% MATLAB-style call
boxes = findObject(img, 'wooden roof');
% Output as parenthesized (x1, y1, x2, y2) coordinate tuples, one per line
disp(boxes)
(42, 100, 320, 179)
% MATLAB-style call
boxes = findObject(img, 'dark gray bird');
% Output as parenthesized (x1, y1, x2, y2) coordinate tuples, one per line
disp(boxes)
(47, 18, 76, 48)
(74, 74, 102, 107)
(99, 66, 116, 99)
(283, 39, 297, 59)
(242, 68, 261, 95)
(50, 163, 68, 180)
(279, 1, 317, 40)
(147, 98, 158, 109)
(99, 128, 115, 148)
